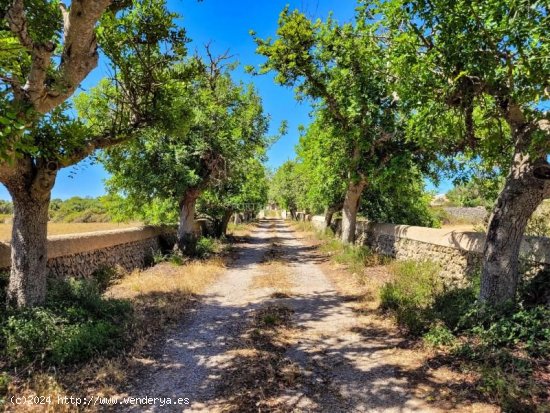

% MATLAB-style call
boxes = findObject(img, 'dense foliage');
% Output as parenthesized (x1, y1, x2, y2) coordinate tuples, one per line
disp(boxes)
(253, 7, 432, 242)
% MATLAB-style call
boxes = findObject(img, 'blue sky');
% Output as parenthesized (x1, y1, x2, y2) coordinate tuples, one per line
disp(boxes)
(0, 0, 451, 200)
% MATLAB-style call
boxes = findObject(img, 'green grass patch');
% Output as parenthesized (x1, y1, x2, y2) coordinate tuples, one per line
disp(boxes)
(0, 278, 132, 366)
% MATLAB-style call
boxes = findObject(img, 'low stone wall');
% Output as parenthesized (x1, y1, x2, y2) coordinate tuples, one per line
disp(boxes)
(0, 226, 179, 279)
(311, 215, 550, 285)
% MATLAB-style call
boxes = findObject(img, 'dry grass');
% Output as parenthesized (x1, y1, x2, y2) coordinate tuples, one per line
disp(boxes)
(227, 222, 256, 238)
(5, 256, 228, 413)
(251, 260, 294, 297)
(0, 222, 139, 241)
(108, 258, 226, 299)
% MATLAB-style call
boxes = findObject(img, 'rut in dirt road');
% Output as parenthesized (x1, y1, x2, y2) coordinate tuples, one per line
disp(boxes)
(122, 219, 441, 412)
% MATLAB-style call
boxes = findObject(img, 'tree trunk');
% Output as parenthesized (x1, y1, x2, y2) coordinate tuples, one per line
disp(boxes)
(176, 189, 200, 255)
(216, 209, 233, 237)
(289, 209, 297, 220)
(324, 208, 334, 228)
(220, 210, 233, 236)
(480, 152, 549, 305)
(5, 162, 57, 308)
(324, 202, 342, 229)
(341, 180, 366, 244)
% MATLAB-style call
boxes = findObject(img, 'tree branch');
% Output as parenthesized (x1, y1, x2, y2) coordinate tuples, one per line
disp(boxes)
(6, 0, 33, 49)
(37, 0, 112, 113)
(8, 0, 114, 113)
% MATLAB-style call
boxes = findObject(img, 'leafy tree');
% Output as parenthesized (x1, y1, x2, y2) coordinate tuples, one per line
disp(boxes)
(359, 166, 437, 227)
(269, 160, 305, 219)
(96, 54, 269, 254)
(48, 196, 111, 223)
(296, 115, 436, 227)
(198, 158, 269, 236)
(0, 200, 13, 215)
(295, 119, 347, 226)
(382, 0, 550, 304)
(0, 0, 186, 307)
(253, 8, 426, 243)
(446, 176, 503, 209)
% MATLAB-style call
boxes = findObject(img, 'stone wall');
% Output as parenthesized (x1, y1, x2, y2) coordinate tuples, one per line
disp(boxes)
(311, 215, 550, 285)
(0, 226, 179, 279)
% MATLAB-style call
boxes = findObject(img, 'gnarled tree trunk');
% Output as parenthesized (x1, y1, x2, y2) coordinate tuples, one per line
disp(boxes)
(324, 202, 342, 229)
(5, 161, 57, 308)
(214, 209, 233, 238)
(220, 209, 233, 237)
(177, 188, 200, 255)
(341, 180, 366, 244)
(480, 152, 549, 305)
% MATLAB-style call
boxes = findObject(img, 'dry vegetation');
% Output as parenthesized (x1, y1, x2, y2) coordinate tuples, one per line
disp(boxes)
(226, 222, 256, 238)
(212, 304, 300, 412)
(4, 255, 228, 412)
(0, 222, 139, 241)
(290, 222, 498, 412)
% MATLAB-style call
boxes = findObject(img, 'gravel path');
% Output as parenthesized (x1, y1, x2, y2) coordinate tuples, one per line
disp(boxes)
(122, 219, 441, 412)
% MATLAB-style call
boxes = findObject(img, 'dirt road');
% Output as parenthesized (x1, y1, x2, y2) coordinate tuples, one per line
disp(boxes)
(122, 219, 490, 412)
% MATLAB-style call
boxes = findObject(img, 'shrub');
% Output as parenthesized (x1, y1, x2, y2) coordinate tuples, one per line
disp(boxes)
(195, 237, 216, 259)
(0, 278, 132, 366)
(92, 266, 121, 292)
(380, 260, 442, 335)
(0, 372, 10, 406)
(423, 324, 456, 347)
(321, 240, 389, 275)
(520, 268, 550, 307)
(465, 306, 550, 358)
(431, 281, 479, 331)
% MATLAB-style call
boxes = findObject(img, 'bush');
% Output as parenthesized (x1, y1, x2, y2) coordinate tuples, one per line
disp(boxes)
(0, 372, 10, 406)
(195, 237, 216, 259)
(380, 260, 442, 335)
(0, 278, 132, 366)
(92, 266, 121, 292)
(423, 324, 456, 347)
(463, 305, 550, 358)
(520, 268, 550, 307)
(378, 258, 549, 410)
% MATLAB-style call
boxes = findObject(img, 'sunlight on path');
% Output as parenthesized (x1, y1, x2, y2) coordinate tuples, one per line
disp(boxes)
(121, 219, 491, 412)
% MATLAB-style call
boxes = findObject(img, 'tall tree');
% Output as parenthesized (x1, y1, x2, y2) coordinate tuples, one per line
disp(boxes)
(92, 54, 269, 254)
(253, 8, 421, 243)
(0, 0, 185, 307)
(295, 117, 350, 226)
(269, 160, 304, 219)
(383, 0, 550, 304)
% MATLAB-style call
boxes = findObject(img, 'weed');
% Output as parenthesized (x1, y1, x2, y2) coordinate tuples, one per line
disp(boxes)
(321, 239, 389, 276)
(423, 324, 456, 347)
(92, 266, 122, 291)
(0, 372, 10, 406)
(380, 260, 442, 335)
